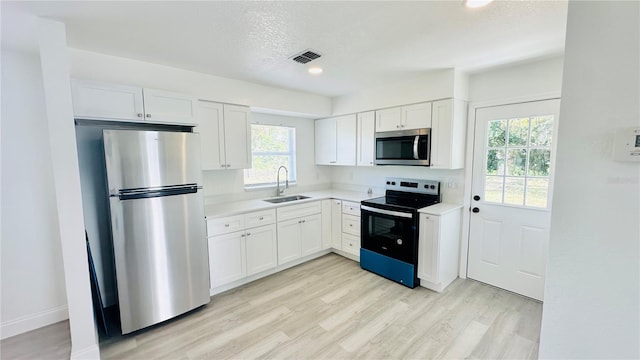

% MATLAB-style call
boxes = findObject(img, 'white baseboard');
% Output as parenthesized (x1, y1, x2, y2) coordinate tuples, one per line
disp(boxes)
(71, 344, 100, 359)
(0, 305, 69, 340)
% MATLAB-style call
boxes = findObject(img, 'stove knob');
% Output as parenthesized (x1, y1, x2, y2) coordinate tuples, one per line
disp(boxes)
(386, 181, 390, 185)
(430, 185, 435, 189)
(424, 185, 428, 188)
(392, 182, 396, 185)
(396, 239, 403, 245)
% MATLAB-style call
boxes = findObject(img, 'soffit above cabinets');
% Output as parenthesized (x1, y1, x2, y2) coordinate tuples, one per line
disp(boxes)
(3, 1, 567, 97)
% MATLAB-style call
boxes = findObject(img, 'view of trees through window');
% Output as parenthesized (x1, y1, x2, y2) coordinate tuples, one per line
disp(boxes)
(244, 124, 296, 187)
(485, 116, 553, 208)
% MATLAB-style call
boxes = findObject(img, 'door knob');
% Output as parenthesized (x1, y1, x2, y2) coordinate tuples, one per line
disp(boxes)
(472, 207, 480, 213)
(473, 195, 481, 201)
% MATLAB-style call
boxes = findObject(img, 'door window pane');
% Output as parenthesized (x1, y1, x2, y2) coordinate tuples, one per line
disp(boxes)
(507, 148, 527, 176)
(528, 149, 551, 176)
(487, 120, 506, 147)
(486, 149, 505, 175)
(485, 176, 504, 203)
(508, 118, 529, 146)
(504, 177, 525, 206)
(526, 178, 549, 208)
(530, 116, 553, 146)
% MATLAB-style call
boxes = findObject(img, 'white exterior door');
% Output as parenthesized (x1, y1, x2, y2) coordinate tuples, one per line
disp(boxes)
(468, 99, 560, 301)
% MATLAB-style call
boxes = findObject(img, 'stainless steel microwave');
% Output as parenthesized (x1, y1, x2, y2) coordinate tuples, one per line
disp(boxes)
(375, 128, 431, 166)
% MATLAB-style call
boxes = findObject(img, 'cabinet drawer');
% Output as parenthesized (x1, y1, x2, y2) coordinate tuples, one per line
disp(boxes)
(342, 201, 361, 216)
(342, 233, 360, 256)
(277, 201, 321, 222)
(207, 214, 245, 237)
(342, 214, 361, 236)
(245, 209, 276, 229)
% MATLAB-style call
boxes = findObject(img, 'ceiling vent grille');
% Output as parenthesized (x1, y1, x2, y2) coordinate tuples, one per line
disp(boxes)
(290, 49, 322, 64)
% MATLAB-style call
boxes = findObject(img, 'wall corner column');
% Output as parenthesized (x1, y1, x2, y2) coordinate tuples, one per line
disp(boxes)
(37, 18, 100, 359)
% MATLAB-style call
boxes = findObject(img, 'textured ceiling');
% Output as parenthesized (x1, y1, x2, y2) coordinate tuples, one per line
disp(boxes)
(2, 1, 568, 97)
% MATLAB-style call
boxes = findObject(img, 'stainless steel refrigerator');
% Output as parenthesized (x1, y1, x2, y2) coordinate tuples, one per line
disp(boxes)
(103, 129, 210, 334)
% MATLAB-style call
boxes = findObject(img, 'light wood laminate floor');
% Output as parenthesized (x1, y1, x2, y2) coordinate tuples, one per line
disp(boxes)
(1, 254, 542, 359)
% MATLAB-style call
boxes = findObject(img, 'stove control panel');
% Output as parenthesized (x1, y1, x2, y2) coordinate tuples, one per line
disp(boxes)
(385, 177, 440, 195)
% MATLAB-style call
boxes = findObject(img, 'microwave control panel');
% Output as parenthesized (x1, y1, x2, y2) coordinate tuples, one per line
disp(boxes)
(613, 127, 640, 162)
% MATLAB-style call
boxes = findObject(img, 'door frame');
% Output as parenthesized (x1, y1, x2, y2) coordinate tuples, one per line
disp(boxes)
(458, 92, 562, 279)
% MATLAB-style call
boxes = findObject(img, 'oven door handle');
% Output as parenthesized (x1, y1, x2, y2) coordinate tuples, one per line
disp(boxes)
(413, 135, 420, 160)
(361, 205, 413, 219)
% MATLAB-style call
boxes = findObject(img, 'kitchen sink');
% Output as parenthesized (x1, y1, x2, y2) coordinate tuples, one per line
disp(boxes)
(263, 195, 310, 204)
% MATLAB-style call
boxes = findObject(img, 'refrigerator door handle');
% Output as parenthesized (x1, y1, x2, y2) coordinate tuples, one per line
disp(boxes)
(118, 184, 199, 200)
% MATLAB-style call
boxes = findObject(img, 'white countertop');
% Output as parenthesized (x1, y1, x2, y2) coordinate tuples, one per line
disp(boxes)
(418, 203, 464, 215)
(205, 189, 382, 219)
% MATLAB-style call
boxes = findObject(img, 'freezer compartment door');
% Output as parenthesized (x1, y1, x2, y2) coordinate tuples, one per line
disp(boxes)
(110, 191, 210, 334)
(104, 130, 202, 190)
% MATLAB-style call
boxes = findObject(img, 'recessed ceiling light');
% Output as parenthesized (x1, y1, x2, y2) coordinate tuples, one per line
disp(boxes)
(464, 0, 494, 8)
(308, 67, 323, 75)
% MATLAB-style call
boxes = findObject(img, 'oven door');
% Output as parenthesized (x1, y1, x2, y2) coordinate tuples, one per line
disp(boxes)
(360, 205, 418, 264)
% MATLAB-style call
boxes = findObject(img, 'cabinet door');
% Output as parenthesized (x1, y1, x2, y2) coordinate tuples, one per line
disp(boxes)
(335, 114, 357, 166)
(71, 79, 144, 121)
(375, 107, 402, 132)
(315, 118, 337, 165)
(142, 88, 195, 125)
(431, 99, 466, 169)
(300, 214, 322, 256)
(357, 111, 375, 166)
(321, 200, 332, 250)
(208, 232, 246, 288)
(277, 218, 302, 264)
(245, 224, 277, 276)
(223, 104, 251, 169)
(402, 102, 432, 130)
(418, 214, 440, 283)
(331, 200, 342, 250)
(195, 101, 225, 170)
(342, 233, 361, 257)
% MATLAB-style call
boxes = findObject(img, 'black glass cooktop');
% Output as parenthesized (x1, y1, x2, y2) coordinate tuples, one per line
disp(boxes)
(362, 190, 440, 212)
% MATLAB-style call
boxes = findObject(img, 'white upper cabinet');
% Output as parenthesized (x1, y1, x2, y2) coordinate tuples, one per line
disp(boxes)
(71, 79, 144, 121)
(356, 111, 375, 166)
(315, 118, 337, 165)
(314, 114, 356, 166)
(71, 79, 195, 125)
(402, 102, 432, 130)
(375, 107, 403, 132)
(431, 99, 467, 169)
(375, 102, 432, 132)
(142, 88, 195, 124)
(195, 101, 251, 170)
(222, 104, 251, 170)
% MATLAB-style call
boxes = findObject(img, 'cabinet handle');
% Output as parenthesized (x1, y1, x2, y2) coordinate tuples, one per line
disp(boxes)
(302, 219, 306, 223)
(221, 164, 225, 168)
(146, 114, 151, 118)
(226, 164, 231, 168)
(329, 161, 336, 164)
(246, 232, 251, 236)
(396, 125, 400, 128)
(259, 216, 264, 220)
(224, 224, 230, 227)
(349, 224, 353, 227)
(241, 233, 246, 237)
(137, 113, 143, 118)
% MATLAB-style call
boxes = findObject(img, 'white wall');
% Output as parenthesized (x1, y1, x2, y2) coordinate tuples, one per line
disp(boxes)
(202, 112, 332, 204)
(69, 49, 332, 118)
(331, 69, 457, 116)
(539, 1, 639, 358)
(0, 50, 69, 339)
(468, 55, 564, 104)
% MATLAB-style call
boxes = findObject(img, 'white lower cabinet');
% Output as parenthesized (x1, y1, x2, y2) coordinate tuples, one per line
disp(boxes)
(276, 202, 322, 264)
(330, 199, 342, 249)
(340, 201, 361, 258)
(417, 208, 462, 292)
(207, 209, 276, 289)
(208, 232, 246, 288)
(245, 224, 277, 276)
(321, 200, 332, 249)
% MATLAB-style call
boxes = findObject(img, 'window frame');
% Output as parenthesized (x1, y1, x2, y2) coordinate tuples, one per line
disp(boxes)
(243, 123, 297, 189)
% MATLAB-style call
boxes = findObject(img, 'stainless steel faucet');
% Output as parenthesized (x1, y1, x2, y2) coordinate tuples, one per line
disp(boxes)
(276, 166, 288, 196)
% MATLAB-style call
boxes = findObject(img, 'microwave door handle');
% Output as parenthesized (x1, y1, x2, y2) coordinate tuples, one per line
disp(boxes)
(413, 136, 420, 160)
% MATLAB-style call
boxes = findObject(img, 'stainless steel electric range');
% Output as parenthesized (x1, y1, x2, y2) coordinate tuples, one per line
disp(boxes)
(360, 177, 441, 288)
